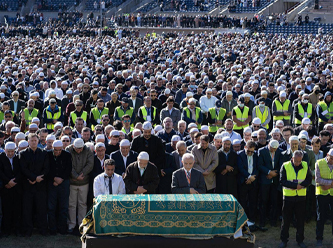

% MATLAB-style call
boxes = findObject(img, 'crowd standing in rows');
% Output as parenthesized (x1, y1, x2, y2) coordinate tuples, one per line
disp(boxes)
(1, 29, 333, 248)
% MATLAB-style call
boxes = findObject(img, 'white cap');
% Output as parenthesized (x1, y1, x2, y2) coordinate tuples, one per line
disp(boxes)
(120, 139, 131, 147)
(49, 90, 56, 95)
(95, 134, 105, 141)
(298, 134, 308, 140)
(0, 93, 5, 98)
(29, 123, 38, 129)
(302, 118, 311, 125)
(269, 140, 279, 149)
(95, 142, 105, 149)
(66, 89, 73, 94)
(276, 120, 284, 126)
(11, 127, 20, 133)
(279, 91, 287, 98)
(5, 142, 16, 150)
(142, 121, 153, 130)
(165, 89, 171, 94)
(73, 138, 85, 148)
(171, 135, 181, 142)
(18, 140, 28, 148)
(154, 125, 163, 132)
(289, 135, 299, 143)
(32, 117, 40, 123)
(214, 134, 223, 140)
(46, 134, 56, 141)
(54, 122, 63, 129)
(252, 131, 258, 137)
(190, 128, 199, 134)
(328, 148, 333, 156)
(52, 140, 63, 148)
(15, 132, 25, 140)
(206, 88, 212, 93)
(244, 127, 252, 134)
(110, 130, 119, 136)
(188, 123, 197, 129)
(226, 91, 233, 96)
(186, 92, 194, 97)
(39, 72, 44, 77)
(138, 151, 149, 160)
(261, 90, 268, 95)
(299, 130, 309, 140)
(61, 135, 70, 141)
(253, 118, 261, 125)
(222, 137, 231, 142)
(201, 125, 209, 131)
(232, 139, 241, 145)
(270, 128, 281, 134)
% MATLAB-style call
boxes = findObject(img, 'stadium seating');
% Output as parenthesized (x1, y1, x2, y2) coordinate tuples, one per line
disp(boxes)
(85, 0, 123, 10)
(233, 0, 271, 12)
(36, 0, 77, 11)
(0, 0, 19, 11)
(264, 22, 333, 35)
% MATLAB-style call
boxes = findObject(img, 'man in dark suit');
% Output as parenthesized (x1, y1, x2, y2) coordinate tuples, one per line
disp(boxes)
(159, 152, 177, 194)
(88, 142, 109, 209)
(215, 137, 238, 198)
(237, 140, 259, 231)
(110, 139, 138, 177)
(258, 140, 282, 229)
(160, 96, 181, 131)
(171, 153, 206, 194)
(123, 152, 160, 194)
(7, 91, 26, 115)
(0, 142, 22, 236)
(19, 133, 49, 236)
(171, 140, 189, 169)
(128, 87, 143, 121)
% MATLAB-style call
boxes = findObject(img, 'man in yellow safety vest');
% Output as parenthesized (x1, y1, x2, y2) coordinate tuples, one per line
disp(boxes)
(232, 96, 251, 136)
(316, 91, 333, 131)
(43, 98, 63, 133)
(181, 98, 203, 130)
(69, 100, 88, 127)
(272, 91, 292, 127)
(279, 150, 311, 248)
(137, 96, 159, 126)
(293, 94, 314, 127)
(253, 97, 271, 129)
(20, 99, 40, 131)
(207, 99, 226, 134)
(90, 99, 109, 131)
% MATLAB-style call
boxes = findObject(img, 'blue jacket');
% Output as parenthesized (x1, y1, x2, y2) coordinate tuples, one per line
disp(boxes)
(110, 150, 138, 176)
(237, 149, 259, 185)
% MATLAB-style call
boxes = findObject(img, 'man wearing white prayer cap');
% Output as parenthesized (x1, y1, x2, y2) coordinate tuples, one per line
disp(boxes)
(215, 135, 238, 197)
(131, 121, 165, 179)
(123, 151, 160, 194)
(294, 117, 313, 136)
(272, 90, 292, 126)
(47, 138, 72, 235)
(15, 132, 26, 146)
(45, 134, 56, 151)
(257, 139, 281, 229)
(252, 117, 262, 131)
(213, 134, 223, 150)
(232, 139, 242, 152)
(18, 140, 28, 151)
(1, 141, 21, 236)
(270, 128, 282, 142)
(110, 139, 138, 177)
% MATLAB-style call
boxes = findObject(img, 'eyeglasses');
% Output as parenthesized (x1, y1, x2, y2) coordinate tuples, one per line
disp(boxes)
(76, 105, 83, 107)
(253, 125, 260, 128)
(13, 95, 19, 97)
(103, 119, 109, 121)
(95, 129, 103, 131)
(5, 116, 11, 118)
(62, 140, 70, 142)
(247, 150, 255, 154)
(151, 95, 156, 97)
(123, 120, 130, 123)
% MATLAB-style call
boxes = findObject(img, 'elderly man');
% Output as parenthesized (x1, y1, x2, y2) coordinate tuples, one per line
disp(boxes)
(172, 141, 189, 170)
(47, 140, 72, 235)
(215, 137, 238, 197)
(200, 88, 217, 125)
(93, 159, 126, 197)
(111, 139, 138, 177)
(160, 96, 181, 131)
(258, 140, 281, 229)
(171, 153, 206, 194)
(279, 150, 312, 248)
(123, 151, 160, 194)
(182, 98, 203, 129)
(176, 120, 188, 140)
(0, 142, 21, 236)
(128, 86, 143, 119)
(20, 133, 49, 237)
(65, 138, 94, 233)
(255, 128, 268, 150)
(157, 117, 177, 144)
(131, 122, 165, 176)
(192, 135, 218, 193)
(221, 91, 238, 119)
(8, 91, 25, 115)
(272, 91, 292, 126)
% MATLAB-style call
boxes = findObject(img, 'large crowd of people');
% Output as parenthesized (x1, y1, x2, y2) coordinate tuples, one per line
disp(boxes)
(1, 23, 333, 248)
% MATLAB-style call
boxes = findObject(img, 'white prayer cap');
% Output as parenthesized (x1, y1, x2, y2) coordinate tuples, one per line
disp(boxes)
(0, 93, 5, 98)
(269, 140, 279, 149)
(276, 120, 284, 127)
(138, 151, 149, 160)
(171, 135, 181, 142)
(95, 134, 105, 141)
(222, 137, 231, 142)
(186, 92, 194, 97)
(11, 127, 20, 133)
(244, 127, 252, 134)
(201, 125, 209, 131)
(328, 148, 333, 156)
(52, 140, 63, 148)
(5, 142, 16, 150)
(253, 118, 261, 125)
(252, 131, 258, 137)
(142, 121, 152, 130)
(261, 90, 268, 95)
(189, 128, 199, 134)
(232, 139, 241, 145)
(73, 138, 84, 148)
(226, 91, 233, 96)
(54, 122, 63, 129)
(302, 118, 311, 125)
(110, 130, 119, 136)
(188, 123, 197, 129)
(46, 134, 56, 141)
(165, 88, 171, 94)
(221, 131, 230, 138)
(214, 134, 223, 140)
(244, 93, 252, 98)
(120, 139, 131, 147)
(279, 91, 287, 98)
(18, 140, 28, 148)
(66, 89, 73, 94)
(61, 135, 69, 141)
(298, 133, 308, 140)
(206, 88, 212, 93)
(299, 130, 309, 139)
(95, 142, 105, 149)
(32, 117, 40, 123)
(29, 123, 38, 129)
(289, 135, 299, 143)
(154, 125, 163, 132)
(270, 128, 281, 135)
(15, 132, 25, 140)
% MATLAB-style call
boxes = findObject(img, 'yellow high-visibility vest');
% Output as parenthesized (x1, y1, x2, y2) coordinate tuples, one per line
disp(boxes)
(273, 99, 291, 121)
(316, 158, 333, 196)
(208, 107, 226, 133)
(233, 106, 249, 130)
(283, 161, 308, 197)
(254, 106, 269, 129)
(294, 103, 312, 125)
(184, 107, 201, 129)
(70, 111, 88, 125)
(46, 107, 61, 130)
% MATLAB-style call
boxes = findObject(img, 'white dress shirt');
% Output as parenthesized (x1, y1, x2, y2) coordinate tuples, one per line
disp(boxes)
(93, 172, 126, 197)
(122, 153, 129, 170)
(247, 155, 253, 177)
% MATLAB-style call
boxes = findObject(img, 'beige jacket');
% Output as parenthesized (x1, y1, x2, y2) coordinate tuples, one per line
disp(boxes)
(191, 144, 218, 190)
(308, 85, 320, 108)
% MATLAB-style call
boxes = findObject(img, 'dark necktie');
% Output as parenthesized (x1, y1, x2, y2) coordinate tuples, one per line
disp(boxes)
(108, 177, 112, 195)
(147, 108, 150, 115)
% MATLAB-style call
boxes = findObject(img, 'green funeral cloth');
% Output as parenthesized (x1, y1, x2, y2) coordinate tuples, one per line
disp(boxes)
(93, 194, 248, 238)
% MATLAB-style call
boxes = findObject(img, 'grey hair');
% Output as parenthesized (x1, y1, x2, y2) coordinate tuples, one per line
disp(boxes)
(293, 150, 304, 158)
(176, 141, 187, 149)
(182, 153, 194, 162)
